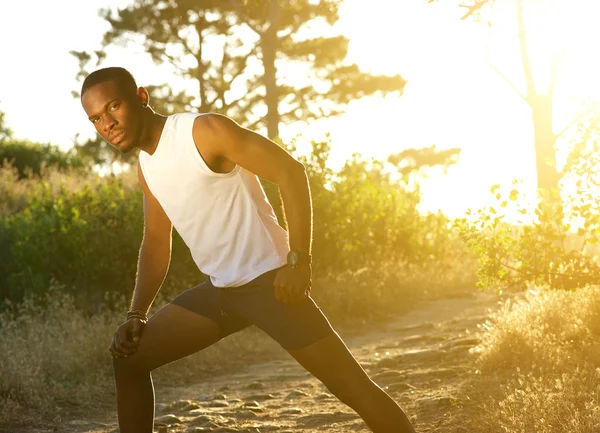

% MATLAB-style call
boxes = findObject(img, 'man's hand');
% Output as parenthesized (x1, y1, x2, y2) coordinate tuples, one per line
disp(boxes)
(274, 264, 312, 304)
(109, 318, 147, 358)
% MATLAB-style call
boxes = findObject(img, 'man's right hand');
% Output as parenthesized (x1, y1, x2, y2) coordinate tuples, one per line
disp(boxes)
(109, 318, 146, 358)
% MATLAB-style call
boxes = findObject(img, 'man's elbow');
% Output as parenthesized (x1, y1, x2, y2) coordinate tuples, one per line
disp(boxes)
(278, 160, 307, 187)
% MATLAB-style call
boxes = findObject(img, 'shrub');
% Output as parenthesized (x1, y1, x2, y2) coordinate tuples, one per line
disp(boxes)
(468, 286, 600, 433)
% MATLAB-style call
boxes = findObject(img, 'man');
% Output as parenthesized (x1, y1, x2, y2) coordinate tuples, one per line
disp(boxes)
(81, 67, 416, 433)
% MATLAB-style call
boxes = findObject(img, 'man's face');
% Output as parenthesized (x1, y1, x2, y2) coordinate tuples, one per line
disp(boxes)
(81, 80, 143, 154)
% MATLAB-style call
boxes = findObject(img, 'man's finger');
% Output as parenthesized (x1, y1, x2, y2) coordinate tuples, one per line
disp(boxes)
(274, 283, 283, 302)
(115, 334, 135, 356)
(119, 327, 137, 348)
(130, 320, 144, 343)
(281, 285, 290, 304)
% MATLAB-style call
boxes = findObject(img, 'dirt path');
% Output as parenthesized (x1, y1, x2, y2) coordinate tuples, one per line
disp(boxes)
(26, 291, 501, 433)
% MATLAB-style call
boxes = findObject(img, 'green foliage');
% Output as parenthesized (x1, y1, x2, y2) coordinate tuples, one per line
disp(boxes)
(455, 166, 600, 292)
(0, 109, 12, 142)
(0, 139, 84, 179)
(294, 140, 459, 272)
(0, 137, 467, 309)
(1, 179, 143, 307)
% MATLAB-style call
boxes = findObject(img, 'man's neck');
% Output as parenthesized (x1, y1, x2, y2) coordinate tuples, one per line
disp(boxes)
(137, 112, 167, 155)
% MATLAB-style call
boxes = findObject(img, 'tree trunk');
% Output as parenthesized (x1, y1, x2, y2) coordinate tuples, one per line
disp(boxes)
(195, 19, 208, 113)
(261, 0, 281, 138)
(516, 0, 558, 190)
(531, 94, 558, 189)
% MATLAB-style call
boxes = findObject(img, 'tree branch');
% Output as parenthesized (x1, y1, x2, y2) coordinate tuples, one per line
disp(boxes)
(459, 0, 492, 20)
(556, 112, 587, 139)
(487, 61, 528, 103)
(516, 0, 536, 102)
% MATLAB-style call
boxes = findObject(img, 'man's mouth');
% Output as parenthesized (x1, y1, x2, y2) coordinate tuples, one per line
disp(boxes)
(111, 132, 125, 145)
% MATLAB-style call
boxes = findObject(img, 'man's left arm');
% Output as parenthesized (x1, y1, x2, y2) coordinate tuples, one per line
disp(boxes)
(193, 114, 312, 303)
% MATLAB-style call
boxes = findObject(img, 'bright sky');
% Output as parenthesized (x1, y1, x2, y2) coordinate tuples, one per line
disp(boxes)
(1, 0, 599, 217)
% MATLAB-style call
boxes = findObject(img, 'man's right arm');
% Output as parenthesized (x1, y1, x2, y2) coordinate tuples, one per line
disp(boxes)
(109, 164, 173, 358)
(130, 163, 173, 316)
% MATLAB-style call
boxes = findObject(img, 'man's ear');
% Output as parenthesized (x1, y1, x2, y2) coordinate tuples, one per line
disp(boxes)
(136, 86, 150, 107)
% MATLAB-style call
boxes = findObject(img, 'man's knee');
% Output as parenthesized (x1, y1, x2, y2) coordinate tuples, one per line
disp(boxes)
(112, 352, 151, 376)
(323, 373, 375, 409)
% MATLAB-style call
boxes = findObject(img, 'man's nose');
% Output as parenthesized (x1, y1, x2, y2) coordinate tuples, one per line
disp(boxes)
(102, 114, 117, 132)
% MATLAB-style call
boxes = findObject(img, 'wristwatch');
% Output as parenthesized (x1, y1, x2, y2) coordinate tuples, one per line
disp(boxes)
(287, 250, 312, 268)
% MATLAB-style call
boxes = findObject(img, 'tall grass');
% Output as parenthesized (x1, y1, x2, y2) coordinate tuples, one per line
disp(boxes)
(468, 286, 600, 433)
(0, 257, 475, 425)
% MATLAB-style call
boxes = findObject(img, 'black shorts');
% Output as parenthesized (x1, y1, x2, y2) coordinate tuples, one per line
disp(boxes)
(170, 266, 335, 351)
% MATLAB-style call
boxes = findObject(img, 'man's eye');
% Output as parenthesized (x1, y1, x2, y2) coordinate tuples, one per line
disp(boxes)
(92, 118, 100, 124)
(109, 103, 120, 112)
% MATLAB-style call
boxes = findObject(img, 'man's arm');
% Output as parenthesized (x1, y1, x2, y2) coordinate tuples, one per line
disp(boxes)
(109, 164, 173, 358)
(192, 114, 312, 303)
(130, 163, 173, 314)
(192, 114, 312, 258)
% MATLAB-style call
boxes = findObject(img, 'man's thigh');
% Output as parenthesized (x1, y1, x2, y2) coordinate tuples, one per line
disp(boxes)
(125, 280, 249, 371)
(228, 268, 335, 351)
(122, 303, 222, 372)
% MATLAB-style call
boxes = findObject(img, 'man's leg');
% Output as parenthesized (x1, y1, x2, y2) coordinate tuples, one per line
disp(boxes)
(289, 332, 417, 433)
(112, 303, 222, 433)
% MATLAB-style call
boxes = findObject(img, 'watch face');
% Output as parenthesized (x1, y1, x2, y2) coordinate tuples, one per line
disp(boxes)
(288, 251, 299, 265)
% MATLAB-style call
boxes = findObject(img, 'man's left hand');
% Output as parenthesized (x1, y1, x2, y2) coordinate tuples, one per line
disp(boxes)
(274, 264, 312, 304)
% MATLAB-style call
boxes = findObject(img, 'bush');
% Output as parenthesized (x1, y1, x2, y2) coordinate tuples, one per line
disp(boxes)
(1, 178, 143, 308)
(468, 286, 600, 433)
(0, 139, 84, 179)
(1, 139, 469, 309)
(455, 183, 600, 292)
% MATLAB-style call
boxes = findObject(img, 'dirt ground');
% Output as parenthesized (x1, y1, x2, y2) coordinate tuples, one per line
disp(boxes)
(8, 291, 502, 433)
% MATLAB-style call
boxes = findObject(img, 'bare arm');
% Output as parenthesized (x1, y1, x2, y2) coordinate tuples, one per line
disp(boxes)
(192, 114, 312, 257)
(130, 163, 173, 314)
(109, 164, 173, 358)
(192, 114, 312, 304)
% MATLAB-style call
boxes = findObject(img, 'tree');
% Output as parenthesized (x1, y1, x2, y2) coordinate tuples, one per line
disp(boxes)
(74, 0, 406, 138)
(232, 0, 406, 138)
(0, 109, 12, 143)
(433, 0, 572, 190)
(0, 139, 84, 178)
(388, 145, 461, 177)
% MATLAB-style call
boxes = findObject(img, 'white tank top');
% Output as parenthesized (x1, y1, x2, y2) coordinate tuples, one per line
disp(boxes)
(138, 113, 289, 287)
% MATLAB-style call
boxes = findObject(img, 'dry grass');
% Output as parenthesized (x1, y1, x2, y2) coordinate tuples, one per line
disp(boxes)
(466, 285, 600, 433)
(0, 257, 476, 426)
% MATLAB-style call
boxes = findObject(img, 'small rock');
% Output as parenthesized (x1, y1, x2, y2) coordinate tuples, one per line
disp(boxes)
(155, 414, 182, 425)
(208, 399, 229, 408)
(155, 403, 169, 414)
(246, 381, 265, 390)
(188, 409, 208, 416)
(244, 393, 275, 401)
(285, 390, 309, 400)
(246, 407, 265, 413)
(416, 396, 455, 412)
(228, 398, 241, 404)
(212, 394, 227, 400)
(315, 392, 334, 400)
(281, 407, 303, 415)
(243, 401, 261, 408)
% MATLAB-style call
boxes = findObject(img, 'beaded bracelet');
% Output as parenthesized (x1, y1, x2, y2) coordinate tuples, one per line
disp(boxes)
(126, 309, 148, 321)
